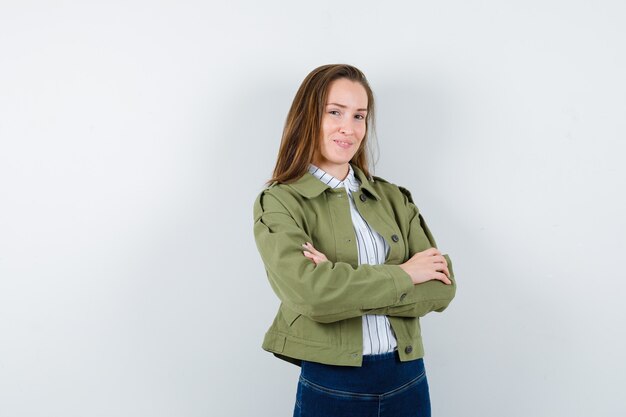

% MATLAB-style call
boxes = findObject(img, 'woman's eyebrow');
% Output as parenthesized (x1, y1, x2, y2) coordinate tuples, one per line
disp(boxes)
(326, 102, 368, 112)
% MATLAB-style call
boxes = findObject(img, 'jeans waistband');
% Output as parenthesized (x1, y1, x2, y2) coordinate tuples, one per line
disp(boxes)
(300, 352, 425, 395)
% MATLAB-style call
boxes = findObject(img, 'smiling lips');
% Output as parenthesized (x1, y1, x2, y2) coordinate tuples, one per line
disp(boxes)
(333, 139, 353, 149)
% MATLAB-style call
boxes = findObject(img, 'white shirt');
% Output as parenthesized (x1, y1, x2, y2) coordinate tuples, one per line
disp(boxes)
(308, 163, 398, 355)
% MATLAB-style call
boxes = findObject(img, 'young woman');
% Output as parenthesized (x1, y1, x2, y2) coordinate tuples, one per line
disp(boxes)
(253, 64, 457, 417)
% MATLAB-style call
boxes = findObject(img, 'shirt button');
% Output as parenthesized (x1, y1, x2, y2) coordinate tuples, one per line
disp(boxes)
(369, 257, 375, 263)
(360, 194, 367, 202)
(400, 293, 407, 302)
(405, 345, 413, 354)
(337, 194, 343, 198)
(391, 234, 399, 242)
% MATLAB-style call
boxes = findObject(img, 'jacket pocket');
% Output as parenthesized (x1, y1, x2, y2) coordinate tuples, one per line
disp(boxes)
(280, 304, 302, 327)
(280, 304, 343, 344)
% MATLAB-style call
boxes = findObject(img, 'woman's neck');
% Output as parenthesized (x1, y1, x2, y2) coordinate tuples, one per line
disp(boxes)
(312, 161, 350, 181)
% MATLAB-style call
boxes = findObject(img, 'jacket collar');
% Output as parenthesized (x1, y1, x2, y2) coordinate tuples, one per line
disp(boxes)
(286, 163, 381, 200)
(308, 163, 359, 192)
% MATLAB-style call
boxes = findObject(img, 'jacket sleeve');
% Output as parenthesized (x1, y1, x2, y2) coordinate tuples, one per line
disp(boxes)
(253, 189, 415, 324)
(366, 186, 457, 318)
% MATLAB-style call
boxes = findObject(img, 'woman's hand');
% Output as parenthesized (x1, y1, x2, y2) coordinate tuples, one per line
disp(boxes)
(399, 248, 452, 285)
(302, 242, 329, 265)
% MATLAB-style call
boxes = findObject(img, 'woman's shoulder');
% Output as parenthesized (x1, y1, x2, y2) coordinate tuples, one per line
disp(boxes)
(369, 174, 417, 205)
(253, 179, 304, 202)
(252, 180, 307, 221)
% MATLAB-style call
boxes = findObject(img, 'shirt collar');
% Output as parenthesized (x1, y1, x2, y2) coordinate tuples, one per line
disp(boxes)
(307, 163, 360, 192)
(286, 163, 381, 200)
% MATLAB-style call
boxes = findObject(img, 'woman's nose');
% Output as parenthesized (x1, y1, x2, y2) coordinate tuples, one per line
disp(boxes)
(339, 121, 355, 134)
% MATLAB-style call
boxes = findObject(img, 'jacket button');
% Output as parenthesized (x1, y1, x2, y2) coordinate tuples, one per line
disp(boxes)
(360, 194, 367, 202)
(405, 345, 413, 354)
(391, 234, 399, 242)
(400, 293, 407, 302)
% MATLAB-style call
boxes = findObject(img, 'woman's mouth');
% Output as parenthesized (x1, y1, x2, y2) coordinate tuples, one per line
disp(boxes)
(333, 139, 353, 149)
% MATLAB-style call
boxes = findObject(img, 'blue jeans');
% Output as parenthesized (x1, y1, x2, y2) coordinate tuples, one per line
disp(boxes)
(293, 350, 431, 417)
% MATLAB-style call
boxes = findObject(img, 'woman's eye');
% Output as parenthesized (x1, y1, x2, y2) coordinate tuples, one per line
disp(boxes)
(329, 110, 340, 116)
(355, 114, 365, 120)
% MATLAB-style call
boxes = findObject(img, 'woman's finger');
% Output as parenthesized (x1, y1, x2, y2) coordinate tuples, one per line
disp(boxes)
(432, 255, 447, 266)
(304, 242, 327, 259)
(303, 250, 317, 259)
(303, 248, 326, 265)
(305, 242, 322, 255)
(441, 266, 450, 278)
(430, 257, 450, 278)
(435, 272, 452, 285)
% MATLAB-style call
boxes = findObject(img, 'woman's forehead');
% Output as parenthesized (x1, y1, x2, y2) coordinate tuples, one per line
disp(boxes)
(326, 79, 368, 109)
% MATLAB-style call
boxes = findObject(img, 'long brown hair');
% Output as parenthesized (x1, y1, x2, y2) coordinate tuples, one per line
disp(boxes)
(267, 64, 376, 185)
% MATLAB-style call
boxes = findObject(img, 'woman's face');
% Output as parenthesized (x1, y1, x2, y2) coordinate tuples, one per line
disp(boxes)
(313, 78, 368, 173)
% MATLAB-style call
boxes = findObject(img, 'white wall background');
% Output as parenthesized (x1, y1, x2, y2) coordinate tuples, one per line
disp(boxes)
(1, 1, 625, 416)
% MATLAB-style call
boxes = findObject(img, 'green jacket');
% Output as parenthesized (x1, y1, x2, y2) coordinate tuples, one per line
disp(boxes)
(252, 164, 456, 367)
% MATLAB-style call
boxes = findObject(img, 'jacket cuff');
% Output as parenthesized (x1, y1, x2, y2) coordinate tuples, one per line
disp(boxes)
(385, 265, 414, 304)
